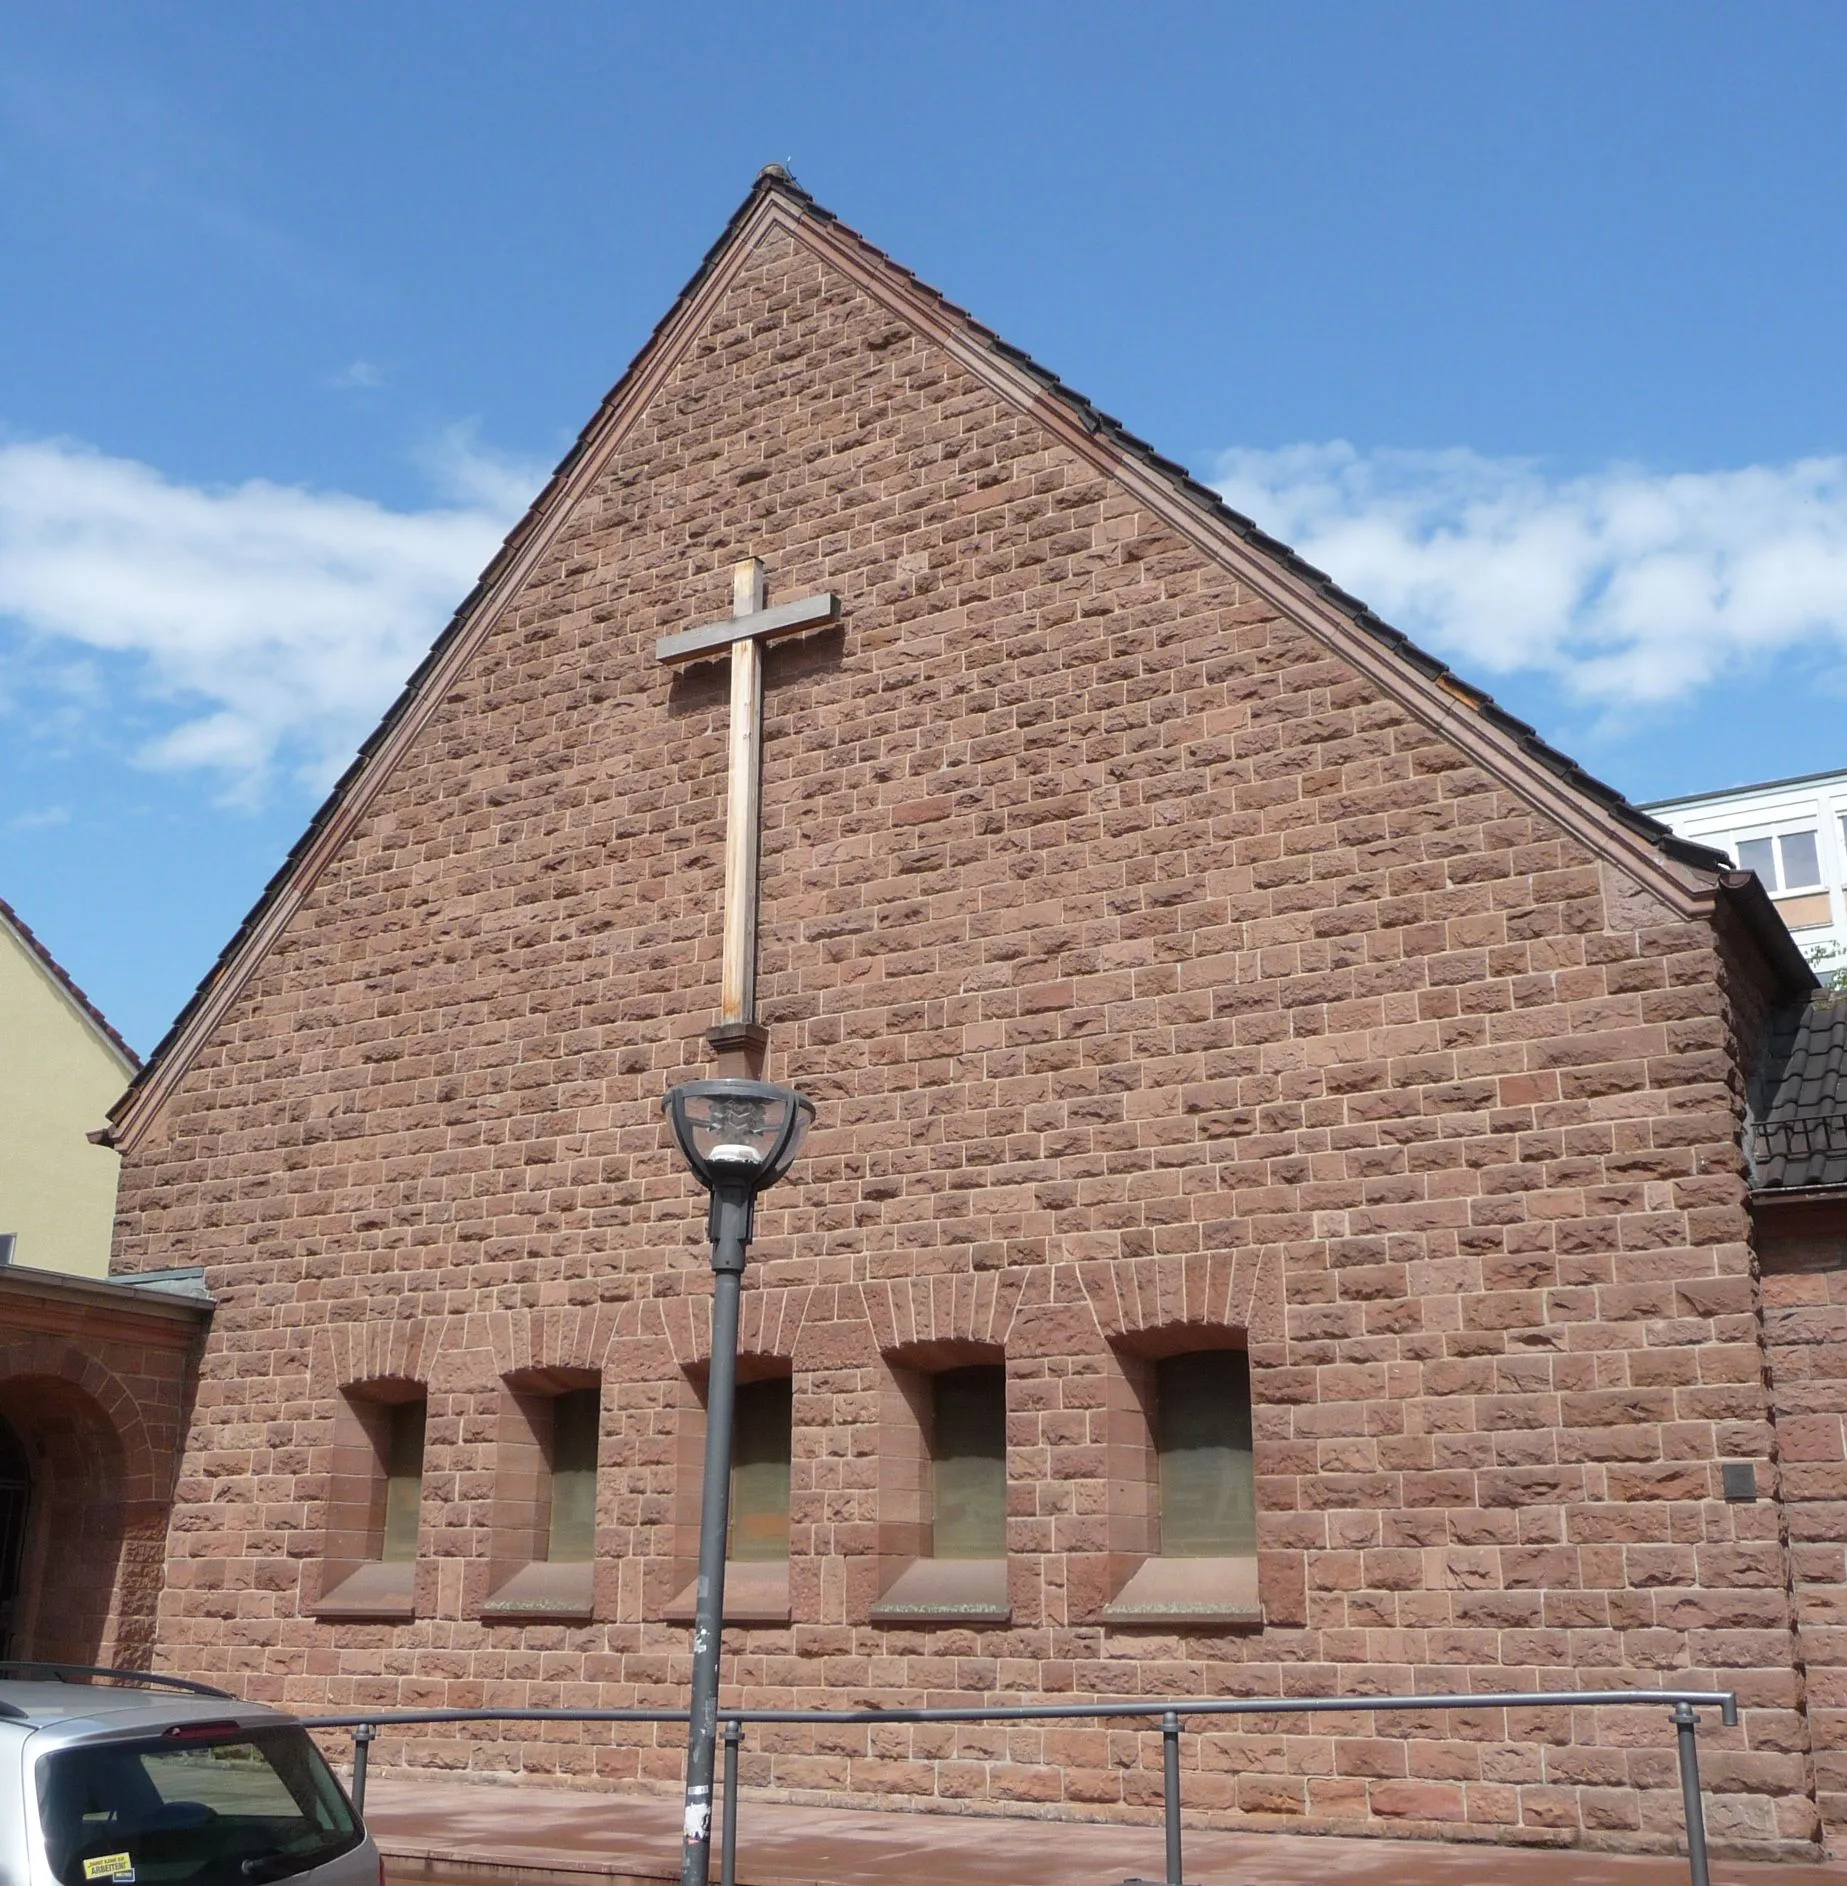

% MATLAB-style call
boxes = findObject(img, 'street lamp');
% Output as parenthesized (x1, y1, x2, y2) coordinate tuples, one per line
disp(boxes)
(662, 1077, 814, 1886)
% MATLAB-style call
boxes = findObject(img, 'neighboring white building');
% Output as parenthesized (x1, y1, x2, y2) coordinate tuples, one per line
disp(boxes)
(1644, 765, 1847, 980)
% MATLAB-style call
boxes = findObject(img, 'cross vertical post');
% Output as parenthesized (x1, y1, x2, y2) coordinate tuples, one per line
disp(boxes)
(721, 559, 766, 1036)
(656, 562, 840, 1075)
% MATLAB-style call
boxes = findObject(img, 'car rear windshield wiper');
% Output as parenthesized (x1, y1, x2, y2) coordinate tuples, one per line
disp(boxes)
(241, 1852, 317, 1883)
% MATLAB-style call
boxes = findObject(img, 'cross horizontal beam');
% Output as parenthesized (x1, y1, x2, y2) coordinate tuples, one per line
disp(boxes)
(655, 592, 839, 666)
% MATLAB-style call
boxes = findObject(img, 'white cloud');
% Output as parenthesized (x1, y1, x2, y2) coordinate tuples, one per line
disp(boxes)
(0, 433, 540, 801)
(7, 429, 1843, 811)
(415, 422, 550, 515)
(324, 359, 387, 392)
(1213, 444, 1847, 707)
(6, 806, 69, 832)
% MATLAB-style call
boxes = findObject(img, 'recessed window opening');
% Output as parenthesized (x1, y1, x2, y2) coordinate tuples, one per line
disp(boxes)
(1737, 830, 1822, 893)
(729, 1377, 791, 1562)
(1156, 1349, 1255, 1557)
(931, 1365, 1006, 1559)
(380, 1399, 426, 1564)
(546, 1386, 600, 1562)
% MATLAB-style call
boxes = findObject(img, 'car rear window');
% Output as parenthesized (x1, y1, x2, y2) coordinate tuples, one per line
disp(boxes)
(36, 1724, 361, 1886)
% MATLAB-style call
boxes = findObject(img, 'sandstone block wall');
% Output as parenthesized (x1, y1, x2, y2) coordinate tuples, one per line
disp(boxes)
(113, 207, 1815, 1855)
(1760, 1207, 1847, 1848)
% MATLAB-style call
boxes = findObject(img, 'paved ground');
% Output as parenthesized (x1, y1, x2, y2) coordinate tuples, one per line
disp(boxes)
(366, 1775, 1847, 1886)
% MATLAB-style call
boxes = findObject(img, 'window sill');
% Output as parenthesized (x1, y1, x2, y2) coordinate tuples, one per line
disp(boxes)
(871, 1558, 1010, 1625)
(1102, 1555, 1263, 1628)
(312, 1560, 416, 1621)
(663, 1561, 790, 1625)
(481, 1560, 595, 1622)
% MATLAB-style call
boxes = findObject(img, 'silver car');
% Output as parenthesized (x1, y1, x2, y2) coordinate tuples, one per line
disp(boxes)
(0, 1669, 378, 1886)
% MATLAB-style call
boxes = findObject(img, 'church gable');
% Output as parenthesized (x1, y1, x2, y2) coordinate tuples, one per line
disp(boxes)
(107, 168, 1796, 1162)
(109, 170, 1797, 1332)
(103, 176, 1779, 1362)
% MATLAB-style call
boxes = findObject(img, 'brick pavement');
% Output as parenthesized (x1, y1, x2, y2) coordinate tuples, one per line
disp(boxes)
(366, 1776, 1847, 1886)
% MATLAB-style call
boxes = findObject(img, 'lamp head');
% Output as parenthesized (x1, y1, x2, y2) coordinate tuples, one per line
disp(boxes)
(662, 1079, 814, 1196)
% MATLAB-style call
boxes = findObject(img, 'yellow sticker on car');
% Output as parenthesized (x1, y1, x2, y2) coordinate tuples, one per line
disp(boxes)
(83, 1857, 133, 1880)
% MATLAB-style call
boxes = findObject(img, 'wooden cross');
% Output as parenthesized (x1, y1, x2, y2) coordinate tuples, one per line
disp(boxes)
(656, 559, 838, 1057)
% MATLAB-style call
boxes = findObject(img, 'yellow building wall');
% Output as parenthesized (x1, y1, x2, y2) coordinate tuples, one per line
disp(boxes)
(0, 917, 135, 1278)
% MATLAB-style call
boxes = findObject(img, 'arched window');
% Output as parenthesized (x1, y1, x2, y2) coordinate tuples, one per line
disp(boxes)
(729, 1376, 793, 1562)
(1103, 1339, 1262, 1627)
(313, 1382, 427, 1621)
(481, 1374, 602, 1623)
(872, 1351, 1011, 1625)
(930, 1364, 1007, 1560)
(1155, 1350, 1255, 1557)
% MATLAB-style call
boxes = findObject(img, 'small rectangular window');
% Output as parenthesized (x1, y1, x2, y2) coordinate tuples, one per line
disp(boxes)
(547, 1387, 600, 1562)
(1156, 1350, 1255, 1557)
(931, 1366, 1006, 1558)
(729, 1377, 792, 1562)
(380, 1399, 425, 1564)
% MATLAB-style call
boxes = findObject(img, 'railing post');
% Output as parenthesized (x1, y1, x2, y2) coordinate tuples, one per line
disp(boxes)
(720, 1721, 742, 1886)
(1162, 1710, 1183, 1886)
(1673, 1702, 1711, 1886)
(350, 1723, 376, 1818)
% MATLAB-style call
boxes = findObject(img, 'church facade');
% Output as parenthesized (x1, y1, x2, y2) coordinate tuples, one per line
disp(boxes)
(104, 173, 1847, 1860)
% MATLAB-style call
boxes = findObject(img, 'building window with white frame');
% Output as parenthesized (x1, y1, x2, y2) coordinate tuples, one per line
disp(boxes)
(1736, 830, 1822, 893)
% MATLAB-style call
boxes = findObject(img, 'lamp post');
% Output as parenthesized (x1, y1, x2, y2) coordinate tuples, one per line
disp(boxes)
(662, 1077, 814, 1886)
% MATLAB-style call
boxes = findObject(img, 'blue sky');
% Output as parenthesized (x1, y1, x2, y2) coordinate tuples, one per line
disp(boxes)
(4, 3, 1847, 1052)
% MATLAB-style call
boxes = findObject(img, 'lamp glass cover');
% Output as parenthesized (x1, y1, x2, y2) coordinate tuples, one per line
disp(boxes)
(682, 1088, 788, 1173)
(665, 1079, 814, 1192)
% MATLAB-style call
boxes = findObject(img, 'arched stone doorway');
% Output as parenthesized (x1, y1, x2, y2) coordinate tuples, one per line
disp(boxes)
(0, 1361, 141, 1668)
(0, 1273, 205, 1676)
(0, 1413, 31, 1657)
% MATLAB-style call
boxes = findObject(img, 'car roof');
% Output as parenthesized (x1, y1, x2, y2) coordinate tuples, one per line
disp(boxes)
(0, 1683, 291, 1744)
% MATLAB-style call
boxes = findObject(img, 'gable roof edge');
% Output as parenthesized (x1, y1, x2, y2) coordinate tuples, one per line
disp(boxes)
(104, 177, 806, 1152)
(107, 170, 1807, 1151)
(769, 189, 1739, 932)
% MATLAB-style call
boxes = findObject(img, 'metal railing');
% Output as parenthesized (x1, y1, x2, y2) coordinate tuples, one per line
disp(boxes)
(304, 1687, 1739, 1886)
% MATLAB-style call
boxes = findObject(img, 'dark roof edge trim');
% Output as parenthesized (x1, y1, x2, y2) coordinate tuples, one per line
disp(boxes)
(1719, 872, 1821, 997)
(755, 178, 1738, 891)
(1751, 1181, 1847, 1211)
